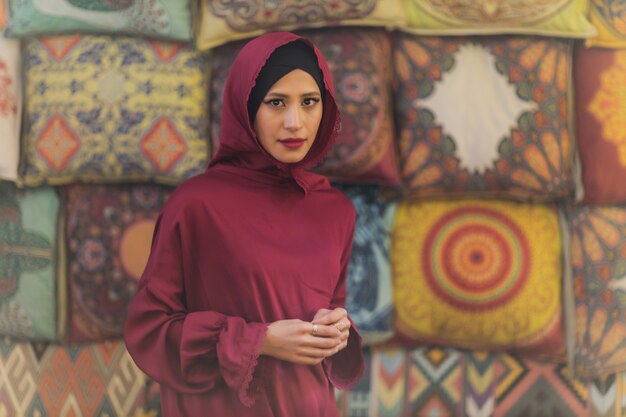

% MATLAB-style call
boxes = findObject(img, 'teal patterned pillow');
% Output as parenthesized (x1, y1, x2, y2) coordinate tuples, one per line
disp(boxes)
(7, 0, 192, 40)
(0, 183, 64, 341)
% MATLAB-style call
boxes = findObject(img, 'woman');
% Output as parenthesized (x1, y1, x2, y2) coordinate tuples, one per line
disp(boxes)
(124, 32, 364, 416)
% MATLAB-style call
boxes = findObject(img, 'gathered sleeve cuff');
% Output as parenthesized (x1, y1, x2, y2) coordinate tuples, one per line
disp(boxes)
(323, 315, 364, 389)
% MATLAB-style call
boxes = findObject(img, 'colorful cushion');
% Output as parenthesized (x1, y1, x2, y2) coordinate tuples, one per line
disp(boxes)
(586, 0, 626, 48)
(403, 0, 595, 38)
(210, 29, 401, 185)
(394, 34, 575, 200)
(574, 45, 626, 203)
(368, 346, 590, 417)
(66, 184, 171, 342)
(22, 35, 209, 186)
(0, 338, 148, 416)
(0, 183, 63, 341)
(392, 199, 565, 358)
(0, 38, 21, 182)
(334, 185, 397, 345)
(569, 205, 626, 378)
(195, 0, 407, 51)
(6, 0, 192, 40)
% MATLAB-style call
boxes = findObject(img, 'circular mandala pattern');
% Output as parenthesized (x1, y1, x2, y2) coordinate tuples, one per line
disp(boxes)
(423, 208, 530, 311)
(392, 200, 563, 352)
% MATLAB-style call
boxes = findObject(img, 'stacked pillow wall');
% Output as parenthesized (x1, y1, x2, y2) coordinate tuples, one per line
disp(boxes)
(4, 0, 626, 415)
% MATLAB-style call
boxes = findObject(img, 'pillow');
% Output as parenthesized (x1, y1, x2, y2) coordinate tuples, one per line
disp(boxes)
(6, 0, 192, 40)
(66, 184, 171, 342)
(334, 185, 397, 345)
(0, 183, 64, 341)
(392, 199, 565, 359)
(586, 0, 626, 48)
(210, 28, 401, 185)
(0, 0, 7, 28)
(574, 44, 626, 203)
(195, 0, 407, 51)
(0, 339, 147, 416)
(394, 34, 575, 200)
(21, 35, 209, 186)
(0, 37, 21, 182)
(568, 205, 626, 378)
(403, 0, 595, 38)
(370, 346, 590, 416)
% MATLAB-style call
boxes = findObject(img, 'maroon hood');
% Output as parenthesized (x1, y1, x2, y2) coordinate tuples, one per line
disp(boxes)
(209, 32, 340, 192)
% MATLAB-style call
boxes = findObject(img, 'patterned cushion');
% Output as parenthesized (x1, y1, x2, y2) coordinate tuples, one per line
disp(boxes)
(404, 0, 595, 38)
(392, 199, 565, 358)
(0, 183, 63, 341)
(7, 0, 192, 40)
(196, 0, 407, 51)
(568, 205, 626, 378)
(587, 0, 626, 48)
(574, 45, 626, 203)
(66, 184, 171, 342)
(0, 38, 21, 182)
(367, 346, 589, 417)
(0, 338, 148, 416)
(22, 35, 209, 186)
(334, 185, 397, 345)
(394, 34, 575, 200)
(210, 29, 400, 185)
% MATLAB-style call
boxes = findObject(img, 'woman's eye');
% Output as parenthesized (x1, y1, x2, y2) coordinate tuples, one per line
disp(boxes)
(269, 99, 282, 106)
(303, 98, 320, 106)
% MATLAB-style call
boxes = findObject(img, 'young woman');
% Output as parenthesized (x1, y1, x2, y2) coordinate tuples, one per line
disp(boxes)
(124, 32, 364, 416)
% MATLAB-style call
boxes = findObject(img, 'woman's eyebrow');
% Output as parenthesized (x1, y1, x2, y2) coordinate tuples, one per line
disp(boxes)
(265, 91, 321, 98)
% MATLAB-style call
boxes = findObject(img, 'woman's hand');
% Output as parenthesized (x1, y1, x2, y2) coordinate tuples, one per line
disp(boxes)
(260, 319, 342, 365)
(312, 308, 351, 354)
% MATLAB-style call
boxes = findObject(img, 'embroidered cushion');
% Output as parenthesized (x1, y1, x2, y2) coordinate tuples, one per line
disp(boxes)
(394, 34, 575, 200)
(392, 199, 565, 358)
(334, 185, 397, 345)
(66, 184, 171, 342)
(0, 183, 64, 341)
(569, 205, 626, 378)
(0, 38, 21, 182)
(21, 35, 209, 186)
(6, 0, 192, 40)
(574, 45, 626, 203)
(195, 0, 407, 51)
(0, 339, 147, 416)
(586, 0, 626, 48)
(403, 0, 595, 38)
(211, 29, 400, 185)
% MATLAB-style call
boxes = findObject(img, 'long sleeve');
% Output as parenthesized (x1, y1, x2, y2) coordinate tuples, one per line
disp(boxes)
(123, 202, 268, 407)
(324, 213, 365, 389)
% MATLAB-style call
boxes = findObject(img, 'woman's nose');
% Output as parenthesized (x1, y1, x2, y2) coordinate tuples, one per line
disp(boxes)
(284, 106, 302, 130)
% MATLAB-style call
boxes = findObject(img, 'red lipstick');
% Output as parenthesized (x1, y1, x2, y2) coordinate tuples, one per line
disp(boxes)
(278, 138, 306, 149)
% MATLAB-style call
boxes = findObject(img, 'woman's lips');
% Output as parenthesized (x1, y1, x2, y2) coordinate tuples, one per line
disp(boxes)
(278, 138, 306, 149)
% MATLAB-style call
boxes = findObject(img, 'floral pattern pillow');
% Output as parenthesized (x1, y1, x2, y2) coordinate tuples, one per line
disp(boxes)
(334, 185, 397, 345)
(394, 34, 575, 200)
(22, 35, 210, 186)
(66, 184, 171, 342)
(568, 204, 626, 378)
(392, 199, 565, 359)
(574, 44, 626, 203)
(7, 0, 192, 40)
(403, 0, 595, 38)
(196, 0, 407, 50)
(0, 38, 21, 182)
(586, 0, 626, 48)
(0, 183, 64, 341)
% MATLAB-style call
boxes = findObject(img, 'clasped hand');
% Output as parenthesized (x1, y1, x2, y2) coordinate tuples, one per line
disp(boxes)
(260, 308, 351, 365)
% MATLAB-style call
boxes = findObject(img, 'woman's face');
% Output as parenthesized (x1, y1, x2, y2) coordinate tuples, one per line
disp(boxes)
(253, 69, 323, 164)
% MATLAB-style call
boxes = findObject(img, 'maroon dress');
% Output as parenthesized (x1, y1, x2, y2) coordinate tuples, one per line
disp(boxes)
(124, 32, 364, 417)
